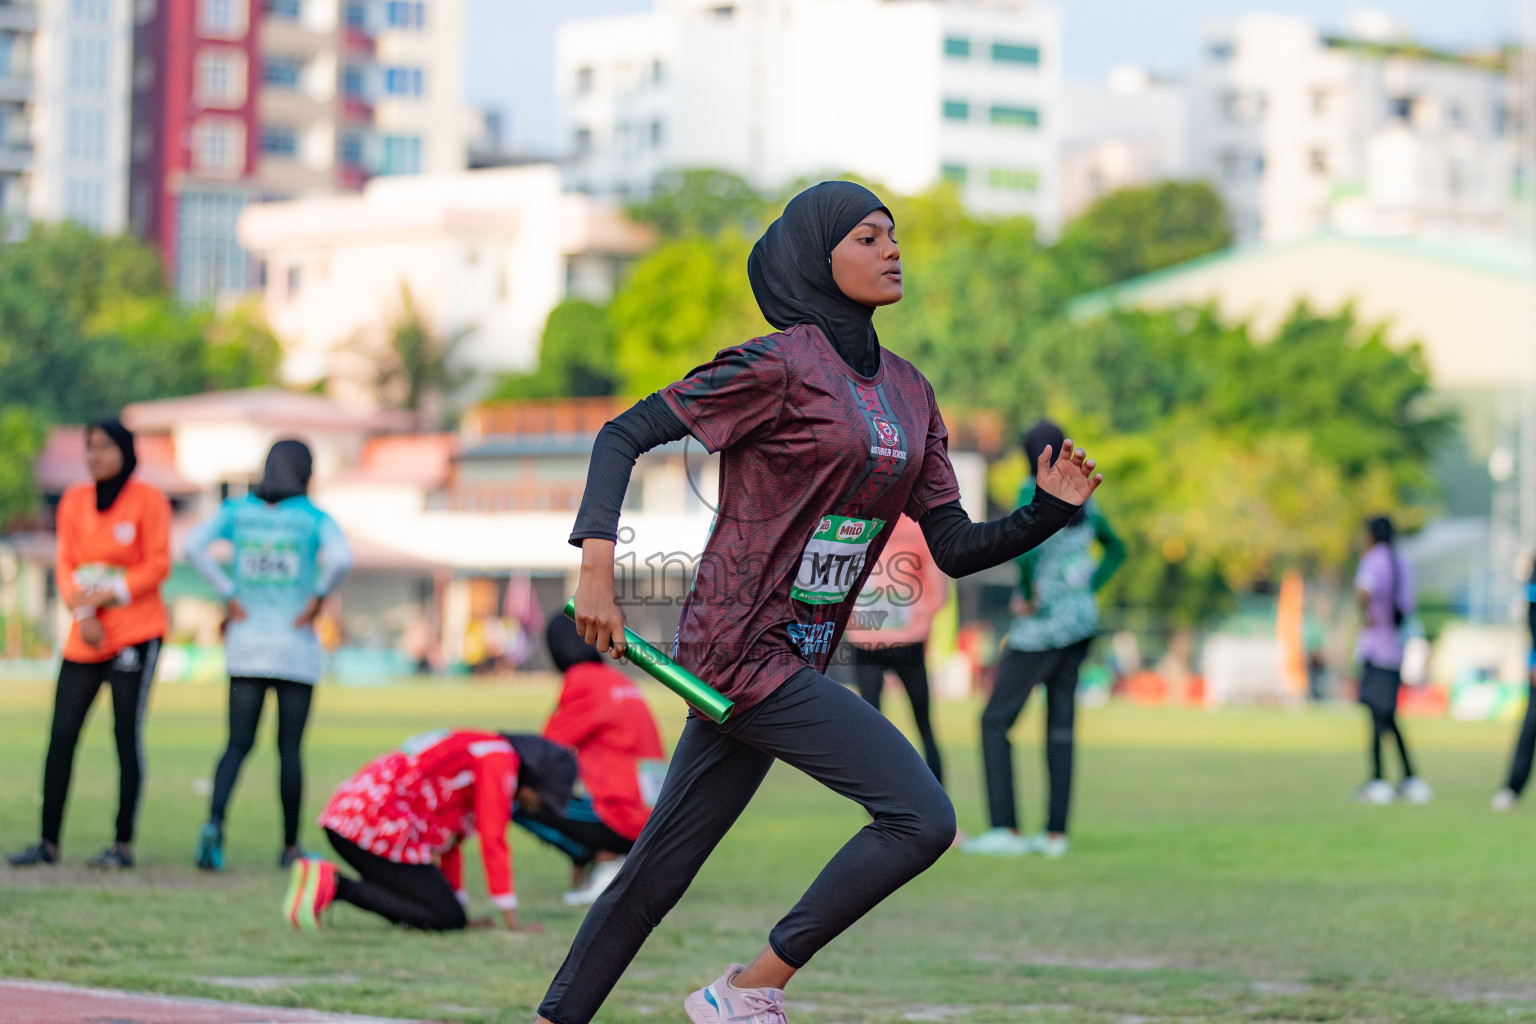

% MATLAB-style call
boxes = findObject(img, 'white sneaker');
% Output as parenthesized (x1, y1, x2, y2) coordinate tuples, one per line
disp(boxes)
(1023, 833, 1069, 857)
(684, 964, 787, 1024)
(562, 857, 624, 906)
(960, 828, 1032, 856)
(1356, 779, 1397, 805)
(1492, 788, 1518, 812)
(1398, 777, 1433, 805)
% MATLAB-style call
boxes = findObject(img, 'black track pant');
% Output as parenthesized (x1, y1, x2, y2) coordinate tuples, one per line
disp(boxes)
(514, 796, 634, 869)
(40, 639, 161, 847)
(325, 829, 466, 931)
(1360, 663, 1414, 781)
(538, 668, 955, 1024)
(1507, 685, 1536, 795)
(1368, 709, 1414, 781)
(981, 638, 1091, 835)
(208, 677, 314, 847)
(851, 641, 943, 784)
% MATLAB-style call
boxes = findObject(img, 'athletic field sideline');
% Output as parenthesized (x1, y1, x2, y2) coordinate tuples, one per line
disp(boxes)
(2, 677, 1535, 1023)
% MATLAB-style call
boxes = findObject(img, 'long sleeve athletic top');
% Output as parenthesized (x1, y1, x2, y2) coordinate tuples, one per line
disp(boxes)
(56, 479, 172, 663)
(569, 392, 1081, 578)
(185, 494, 353, 685)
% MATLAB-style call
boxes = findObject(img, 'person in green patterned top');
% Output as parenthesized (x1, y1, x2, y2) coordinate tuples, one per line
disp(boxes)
(963, 420, 1125, 858)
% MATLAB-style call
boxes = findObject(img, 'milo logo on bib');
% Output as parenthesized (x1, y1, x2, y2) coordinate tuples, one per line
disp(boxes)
(791, 515, 885, 605)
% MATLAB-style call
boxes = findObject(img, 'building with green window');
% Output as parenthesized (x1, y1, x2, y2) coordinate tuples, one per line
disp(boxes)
(557, 0, 1062, 227)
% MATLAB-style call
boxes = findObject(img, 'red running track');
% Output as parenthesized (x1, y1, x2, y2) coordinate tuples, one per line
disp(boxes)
(0, 980, 439, 1024)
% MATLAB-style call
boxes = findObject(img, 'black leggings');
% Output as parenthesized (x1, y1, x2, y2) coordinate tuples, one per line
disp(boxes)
(514, 796, 634, 869)
(538, 668, 955, 1024)
(325, 829, 466, 931)
(981, 639, 1091, 835)
(40, 639, 161, 847)
(851, 641, 943, 784)
(1507, 685, 1536, 795)
(209, 677, 314, 847)
(1361, 663, 1414, 781)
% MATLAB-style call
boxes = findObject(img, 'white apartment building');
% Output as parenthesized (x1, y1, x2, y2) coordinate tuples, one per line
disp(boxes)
(556, 0, 1062, 228)
(369, 0, 474, 176)
(29, 0, 132, 233)
(1191, 13, 1517, 244)
(238, 164, 654, 403)
(1060, 67, 1190, 220)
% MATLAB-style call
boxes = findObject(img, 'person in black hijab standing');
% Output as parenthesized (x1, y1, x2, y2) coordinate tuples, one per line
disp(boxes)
(7, 419, 172, 870)
(185, 439, 352, 870)
(535, 182, 1103, 1023)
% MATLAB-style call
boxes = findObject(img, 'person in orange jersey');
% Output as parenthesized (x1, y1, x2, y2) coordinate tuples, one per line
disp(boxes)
(6, 419, 171, 871)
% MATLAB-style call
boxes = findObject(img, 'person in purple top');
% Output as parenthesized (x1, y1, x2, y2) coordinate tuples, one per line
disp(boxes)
(1353, 516, 1430, 805)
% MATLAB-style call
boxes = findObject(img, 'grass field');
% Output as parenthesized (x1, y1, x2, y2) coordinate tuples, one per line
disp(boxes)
(2, 676, 1535, 1023)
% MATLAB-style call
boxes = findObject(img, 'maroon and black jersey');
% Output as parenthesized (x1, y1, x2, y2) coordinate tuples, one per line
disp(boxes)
(659, 323, 961, 710)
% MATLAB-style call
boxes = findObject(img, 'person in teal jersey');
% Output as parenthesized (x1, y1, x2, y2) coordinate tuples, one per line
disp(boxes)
(964, 420, 1125, 858)
(185, 440, 352, 870)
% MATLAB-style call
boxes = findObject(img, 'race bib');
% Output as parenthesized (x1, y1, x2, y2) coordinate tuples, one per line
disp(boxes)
(637, 759, 668, 808)
(73, 562, 125, 592)
(791, 515, 884, 605)
(238, 539, 301, 584)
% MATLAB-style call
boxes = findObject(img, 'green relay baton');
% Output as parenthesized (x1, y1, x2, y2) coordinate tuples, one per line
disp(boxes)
(563, 598, 734, 724)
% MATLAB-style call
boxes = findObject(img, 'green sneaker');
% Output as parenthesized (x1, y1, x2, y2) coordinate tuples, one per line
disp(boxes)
(196, 823, 224, 872)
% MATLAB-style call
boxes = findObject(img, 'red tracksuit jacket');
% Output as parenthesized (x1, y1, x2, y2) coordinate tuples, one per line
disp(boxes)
(544, 662, 666, 840)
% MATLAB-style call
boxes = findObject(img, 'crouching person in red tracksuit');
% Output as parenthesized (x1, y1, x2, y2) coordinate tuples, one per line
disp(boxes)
(515, 615, 667, 906)
(284, 730, 575, 932)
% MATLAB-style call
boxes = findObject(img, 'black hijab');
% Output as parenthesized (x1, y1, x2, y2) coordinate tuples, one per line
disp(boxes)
(546, 613, 603, 673)
(1022, 418, 1086, 526)
(748, 181, 889, 378)
(253, 439, 313, 504)
(89, 419, 137, 513)
(501, 733, 577, 816)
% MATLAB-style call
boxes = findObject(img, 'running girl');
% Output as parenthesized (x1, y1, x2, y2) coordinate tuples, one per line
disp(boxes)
(285, 730, 574, 931)
(186, 439, 352, 870)
(536, 181, 1102, 1023)
(7, 420, 171, 871)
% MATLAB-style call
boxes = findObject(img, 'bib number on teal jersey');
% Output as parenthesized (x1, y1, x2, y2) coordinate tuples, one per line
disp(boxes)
(791, 515, 884, 605)
(238, 540, 301, 584)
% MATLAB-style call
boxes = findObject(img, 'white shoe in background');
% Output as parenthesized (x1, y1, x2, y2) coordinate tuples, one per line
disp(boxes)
(1023, 833, 1070, 858)
(1492, 788, 1517, 812)
(960, 828, 1032, 856)
(563, 857, 624, 906)
(1356, 779, 1397, 805)
(1398, 777, 1433, 805)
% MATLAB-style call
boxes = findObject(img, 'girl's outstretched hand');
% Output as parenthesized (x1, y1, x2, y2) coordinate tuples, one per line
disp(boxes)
(1036, 439, 1102, 506)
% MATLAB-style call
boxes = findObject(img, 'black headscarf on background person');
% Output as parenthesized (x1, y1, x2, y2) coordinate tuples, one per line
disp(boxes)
(748, 180, 889, 377)
(1022, 418, 1086, 526)
(89, 419, 137, 513)
(252, 439, 313, 504)
(501, 733, 577, 816)
(545, 613, 603, 673)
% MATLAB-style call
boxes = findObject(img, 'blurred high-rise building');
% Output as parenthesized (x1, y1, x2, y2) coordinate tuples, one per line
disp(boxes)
(121, 0, 474, 303)
(1191, 12, 1517, 244)
(556, 0, 1063, 230)
(27, 0, 133, 234)
(1060, 66, 1190, 221)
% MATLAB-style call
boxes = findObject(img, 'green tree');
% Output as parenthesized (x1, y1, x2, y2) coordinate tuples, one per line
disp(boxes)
(610, 231, 768, 396)
(365, 284, 472, 415)
(491, 299, 618, 399)
(627, 168, 769, 240)
(0, 406, 46, 528)
(1055, 181, 1232, 292)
